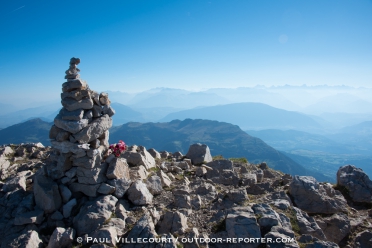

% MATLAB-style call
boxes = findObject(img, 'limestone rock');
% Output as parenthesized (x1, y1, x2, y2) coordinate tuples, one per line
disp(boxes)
(106, 158, 130, 180)
(123, 146, 156, 170)
(47, 227, 75, 248)
(337, 165, 372, 203)
(127, 180, 153, 205)
(107, 178, 132, 198)
(7, 229, 43, 248)
(147, 148, 161, 159)
(69, 182, 100, 197)
(316, 213, 350, 244)
(76, 163, 107, 185)
(34, 174, 62, 214)
(73, 114, 112, 144)
(73, 195, 118, 236)
(293, 207, 326, 240)
(61, 89, 90, 101)
(157, 211, 188, 235)
(62, 78, 87, 92)
(89, 226, 117, 247)
(59, 108, 84, 121)
(146, 175, 163, 195)
(186, 143, 213, 165)
(51, 140, 90, 154)
(3, 175, 26, 192)
(61, 97, 94, 112)
(225, 207, 261, 248)
(54, 114, 89, 134)
(157, 170, 172, 187)
(289, 176, 347, 214)
(126, 214, 158, 247)
(97, 183, 115, 195)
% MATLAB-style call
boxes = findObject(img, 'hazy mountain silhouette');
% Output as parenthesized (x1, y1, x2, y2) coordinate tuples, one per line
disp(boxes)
(160, 102, 323, 132)
(0, 118, 52, 145)
(110, 119, 332, 182)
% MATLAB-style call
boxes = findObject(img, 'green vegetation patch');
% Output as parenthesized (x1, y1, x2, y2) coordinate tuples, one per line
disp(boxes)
(229, 157, 248, 163)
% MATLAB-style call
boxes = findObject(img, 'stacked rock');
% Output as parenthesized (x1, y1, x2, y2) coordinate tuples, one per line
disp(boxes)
(47, 57, 116, 197)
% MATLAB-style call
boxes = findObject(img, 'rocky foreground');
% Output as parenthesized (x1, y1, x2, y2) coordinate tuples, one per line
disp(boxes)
(1, 142, 372, 248)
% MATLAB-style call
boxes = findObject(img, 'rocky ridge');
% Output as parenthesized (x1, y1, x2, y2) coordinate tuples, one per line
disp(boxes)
(1, 60, 372, 248)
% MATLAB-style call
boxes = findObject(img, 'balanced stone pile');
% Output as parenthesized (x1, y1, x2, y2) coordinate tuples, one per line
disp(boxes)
(47, 57, 116, 198)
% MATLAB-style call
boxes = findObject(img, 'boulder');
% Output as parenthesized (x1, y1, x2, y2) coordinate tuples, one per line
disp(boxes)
(126, 214, 158, 247)
(69, 182, 100, 197)
(7, 229, 43, 248)
(34, 174, 62, 214)
(73, 114, 112, 144)
(147, 148, 161, 159)
(127, 180, 153, 205)
(62, 78, 87, 92)
(225, 207, 261, 248)
(157, 170, 172, 187)
(47, 227, 75, 248)
(106, 158, 130, 180)
(97, 183, 115, 195)
(3, 175, 26, 192)
(61, 97, 93, 112)
(289, 176, 347, 214)
(146, 175, 163, 195)
(123, 146, 156, 170)
(59, 108, 84, 121)
(54, 114, 89, 134)
(107, 178, 132, 198)
(89, 226, 117, 247)
(157, 211, 188, 235)
(293, 207, 326, 240)
(316, 213, 350, 244)
(186, 143, 213, 165)
(337, 165, 372, 203)
(73, 195, 118, 236)
(76, 163, 107, 184)
(61, 89, 90, 101)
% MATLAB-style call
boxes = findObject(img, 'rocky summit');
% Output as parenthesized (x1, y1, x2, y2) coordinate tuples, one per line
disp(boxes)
(1, 61, 372, 248)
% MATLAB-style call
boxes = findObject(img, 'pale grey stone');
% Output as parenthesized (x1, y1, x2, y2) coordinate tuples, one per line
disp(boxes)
(61, 98, 93, 111)
(293, 207, 326, 240)
(73, 114, 112, 144)
(47, 227, 76, 248)
(76, 163, 107, 185)
(316, 213, 350, 244)
(3, 175, 26, 192)
(59, 108, 84, 121)
(126, 214, 157, 247)
(97, 183, 115, 195)
(69, 182, 100, 197)
(102, 105, 115, 117)
(127, 180, 153, 205)
(51, 141, 90, 154)
(107, 178, 132, 198)
(73, 195, 118, 236)
(337, 165, 372, 203)
(89, 226, 117, 247)
(34, 174, 62, 213)
(146, 175, 163, 195)
(54, 114, 89, 134)
(61, 89, 90, 100)
(147, 148, 161, 159)
(186, 143, 213, 165)
(106, 158, 130, 180)
(157, 211, 188, 235)
(289, 176, 347, 214)
(62, 78, 87, 92)
(7, 230, 43, 248)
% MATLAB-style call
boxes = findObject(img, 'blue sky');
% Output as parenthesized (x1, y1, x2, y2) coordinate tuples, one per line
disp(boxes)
(1, 0, 371, 106)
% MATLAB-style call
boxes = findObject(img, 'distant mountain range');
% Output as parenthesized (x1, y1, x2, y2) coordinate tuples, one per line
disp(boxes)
(110, 119, 331, 181)
(160, 102, 323, 132)
(0, 118, 332, 182)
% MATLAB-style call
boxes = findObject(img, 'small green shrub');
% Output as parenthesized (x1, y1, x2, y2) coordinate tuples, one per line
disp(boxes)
(229, 157, 248, 163)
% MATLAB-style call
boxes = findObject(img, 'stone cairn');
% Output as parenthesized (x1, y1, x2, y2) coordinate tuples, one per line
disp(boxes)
(46, 57, 117, 199)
